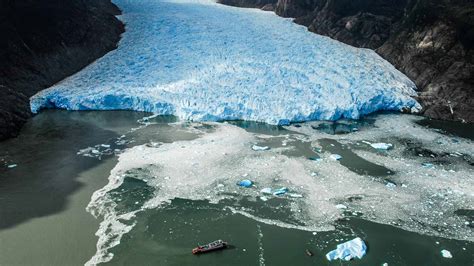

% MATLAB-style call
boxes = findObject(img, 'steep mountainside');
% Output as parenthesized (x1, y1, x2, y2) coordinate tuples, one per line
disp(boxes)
(0, 0, 124, 140)
(220, 0, 474, 122)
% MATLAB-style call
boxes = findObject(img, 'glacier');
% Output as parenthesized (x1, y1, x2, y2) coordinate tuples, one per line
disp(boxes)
(30, 0, 421, 125)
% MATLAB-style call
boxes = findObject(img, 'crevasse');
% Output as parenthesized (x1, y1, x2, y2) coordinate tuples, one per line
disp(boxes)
(30, 0, 421, 125)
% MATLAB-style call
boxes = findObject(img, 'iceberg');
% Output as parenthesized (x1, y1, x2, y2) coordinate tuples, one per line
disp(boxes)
(237, 179, 253, 187)
(30, 0, 420, 125)
(441, 249, 453, 258)
(330, 154, 342, 160)
(272, 187, 289, 196)
(370, 143, 393, 150)
(326, 237, 367, 261)
(251, 145, 270, 151)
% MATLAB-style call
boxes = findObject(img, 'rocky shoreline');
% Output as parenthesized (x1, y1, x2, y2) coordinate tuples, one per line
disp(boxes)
(220, 0, 474, 123)
(0, 0, 124, 140)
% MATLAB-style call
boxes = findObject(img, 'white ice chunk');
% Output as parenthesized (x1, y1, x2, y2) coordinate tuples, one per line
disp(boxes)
(330, 154, 342, 160)
(441, 249, 452, 258)
(288, 193, 303, 198)
(252, 145, 270, 151)
(272, 187, 289, 196)
(370, 143, 393, 150)
(326, 237, 367, 261)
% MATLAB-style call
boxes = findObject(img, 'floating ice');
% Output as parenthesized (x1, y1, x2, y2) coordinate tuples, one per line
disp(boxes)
(30, 0, 420, 125)
(308, 157, 322, 162)
(325, 237, 367, 261)
(288, 193, 303, 198)
(7, 164, 17, 169)
(336, 204, 348, 209)
(370, 143, 393, 150)
(252, 145, 270, 151)
(330, 154, 342, 160)
(422, 162, 434, 168)
(272, 187, 289, 196)
(260, 187, 272, 194)
(441, 249, 453, 258)
(237, 179, 253, 187)
(86, 115, 474, 264)
(260, 196, 269, 201)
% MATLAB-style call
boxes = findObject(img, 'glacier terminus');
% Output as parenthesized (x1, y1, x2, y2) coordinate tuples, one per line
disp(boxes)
(30, 0, 421, 125)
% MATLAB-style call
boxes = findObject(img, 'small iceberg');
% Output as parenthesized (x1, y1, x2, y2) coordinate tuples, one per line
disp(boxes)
(252, 145, 270, 151)
(330, 154, 342, 160)
(237, 179, 253, 188)
(441, 249, 452, 258)
(260, 187, 273, 194)
(385, 182, 396, 189)
(422, 162, 434, 168)
(259, 196, 269, 202)
(288, 193, 303, 198)
(325, 237, 367, 261)
(370, 143, 393, 150)
(7, 164, 17, 169)
(272, 187, 289, 196)
(308, 157, 322, 162)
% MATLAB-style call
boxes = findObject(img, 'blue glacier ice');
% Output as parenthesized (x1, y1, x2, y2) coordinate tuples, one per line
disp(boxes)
(326, 237, 367, 261)
(30, 0, 421, 125)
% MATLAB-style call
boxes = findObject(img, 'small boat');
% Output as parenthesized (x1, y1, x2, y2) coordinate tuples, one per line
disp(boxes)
(192, 240, 228, 254)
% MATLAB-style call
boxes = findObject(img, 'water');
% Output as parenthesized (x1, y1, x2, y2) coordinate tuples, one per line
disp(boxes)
(0, 111, 473, 265)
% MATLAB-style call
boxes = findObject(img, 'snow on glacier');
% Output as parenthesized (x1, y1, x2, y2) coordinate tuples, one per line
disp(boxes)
(30, 0, 421, 125)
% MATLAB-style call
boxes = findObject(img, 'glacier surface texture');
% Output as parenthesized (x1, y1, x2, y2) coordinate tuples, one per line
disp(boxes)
(30, 0, 421, 125)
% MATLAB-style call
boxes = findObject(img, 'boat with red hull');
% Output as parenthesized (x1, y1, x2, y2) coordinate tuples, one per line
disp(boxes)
(192, 240, 228, 254)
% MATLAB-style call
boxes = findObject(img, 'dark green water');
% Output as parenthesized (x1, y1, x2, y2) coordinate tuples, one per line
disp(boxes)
(417, 119, 474, 140)
(0, 111, 472, 265)
(103, 198, 472, 266)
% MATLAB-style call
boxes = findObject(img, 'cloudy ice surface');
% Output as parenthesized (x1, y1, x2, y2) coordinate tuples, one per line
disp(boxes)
(85, 114, 473, 265)
(30, 0, 420, 125)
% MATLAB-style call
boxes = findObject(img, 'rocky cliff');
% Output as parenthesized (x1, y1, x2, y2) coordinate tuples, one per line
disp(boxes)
(220, 0, 474, 122)
(0, 0, 124, 140)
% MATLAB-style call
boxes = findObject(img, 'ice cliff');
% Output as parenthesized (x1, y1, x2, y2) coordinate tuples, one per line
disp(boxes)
(30, 0, 420, 125)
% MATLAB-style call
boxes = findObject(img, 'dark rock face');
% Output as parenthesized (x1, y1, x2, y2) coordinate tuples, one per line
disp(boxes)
(0, 0, 124, 140)
(219, 0, 474, 122)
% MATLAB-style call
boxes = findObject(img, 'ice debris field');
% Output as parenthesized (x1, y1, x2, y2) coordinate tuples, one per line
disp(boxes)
(84, 114, 473, 265)
(30, 0, 420, 125)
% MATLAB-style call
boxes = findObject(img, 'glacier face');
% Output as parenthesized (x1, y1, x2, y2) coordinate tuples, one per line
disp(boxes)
(30, 0, 420, 125)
